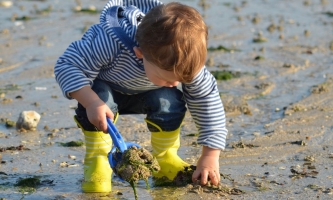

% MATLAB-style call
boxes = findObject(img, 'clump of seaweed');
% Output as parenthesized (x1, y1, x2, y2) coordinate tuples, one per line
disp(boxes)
(0, 84, 20, 94)
(15, 177, 41, 188)
(114, 146, 160, 199)
(232, 141, 259, 149)
(323, 11, 333, 17)
(210, 70, 241, 81)
(59, 140, 84, 147)
(207, 45, 240, 52)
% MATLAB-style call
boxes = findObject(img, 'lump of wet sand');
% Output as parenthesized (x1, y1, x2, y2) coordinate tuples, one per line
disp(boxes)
(113, 146, 160, 199)
(114, 146, 160, 184)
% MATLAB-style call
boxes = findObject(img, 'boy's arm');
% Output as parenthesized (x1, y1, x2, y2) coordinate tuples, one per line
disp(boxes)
(182, 66, 227, 150)
(54, 25, 114, 99)
(182, 66, 227, 185)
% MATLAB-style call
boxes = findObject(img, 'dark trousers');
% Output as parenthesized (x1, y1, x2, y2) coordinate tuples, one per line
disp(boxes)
(75, 79, 187, 132)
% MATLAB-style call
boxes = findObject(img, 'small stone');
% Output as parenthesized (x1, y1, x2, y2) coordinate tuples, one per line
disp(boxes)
(1, 98, 12, 104)
(16, 111, 41, 130)
(252, 16, 261, 24)
(253, 131, 260, 137)
(60, 162, 68, 167)
(0, 1, 13, 7)
(267, 24, 276, 32)
(67, 164, 79, 167)
(283, 63, 295, 68)
(304, 155, 315, 162)
(68, 155, 76, 160)
(47, 133, 55, 138)
(206, 57, 214, 67)
(2, 29, 9, 34)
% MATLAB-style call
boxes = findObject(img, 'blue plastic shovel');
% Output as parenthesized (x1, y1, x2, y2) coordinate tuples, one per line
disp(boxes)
(106, 117, 140, 171)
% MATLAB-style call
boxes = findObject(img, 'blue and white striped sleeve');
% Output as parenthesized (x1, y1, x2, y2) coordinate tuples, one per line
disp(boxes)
(182, 67, 228, 150)
(54, 25, 115, 99)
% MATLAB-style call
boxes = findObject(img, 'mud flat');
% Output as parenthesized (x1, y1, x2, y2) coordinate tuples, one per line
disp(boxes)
(1, 0, 333, 199)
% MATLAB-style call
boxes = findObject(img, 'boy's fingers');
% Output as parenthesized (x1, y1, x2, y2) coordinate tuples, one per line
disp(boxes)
(191, 170, 200, 183)
(193, 169, 221, 185)
(106, 110, 114, 121)
(99, 121, 107, 132)
(209, 171, 219, 185)
(200, 171, 208, 185)
(100, 116, 110, 132)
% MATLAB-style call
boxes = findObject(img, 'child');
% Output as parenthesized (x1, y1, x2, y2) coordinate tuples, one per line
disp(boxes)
(54, 0, 227, 193)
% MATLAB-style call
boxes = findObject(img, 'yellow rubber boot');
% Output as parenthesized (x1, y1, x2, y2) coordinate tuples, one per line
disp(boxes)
(74, 115, 118, 193)
(146, 119, 190, 180)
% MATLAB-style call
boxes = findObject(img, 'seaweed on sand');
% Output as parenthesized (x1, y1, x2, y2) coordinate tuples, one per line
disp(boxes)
(153, 165, 197, 187)
(154, 166, 245, 197)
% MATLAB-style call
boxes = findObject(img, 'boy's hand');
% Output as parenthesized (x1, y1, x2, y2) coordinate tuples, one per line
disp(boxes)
(192, 146, 220, 186)
(70, 86, 114, 132)
(86, 99, 114, 132)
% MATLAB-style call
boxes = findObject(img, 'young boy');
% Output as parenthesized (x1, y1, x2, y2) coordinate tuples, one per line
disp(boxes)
(54, 0, 227, 193)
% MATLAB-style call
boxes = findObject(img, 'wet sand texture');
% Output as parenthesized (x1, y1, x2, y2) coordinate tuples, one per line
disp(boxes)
(1, 0, 333, 199)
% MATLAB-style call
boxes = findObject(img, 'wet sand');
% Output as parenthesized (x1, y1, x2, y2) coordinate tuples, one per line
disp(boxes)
(1, 0, 333, 199)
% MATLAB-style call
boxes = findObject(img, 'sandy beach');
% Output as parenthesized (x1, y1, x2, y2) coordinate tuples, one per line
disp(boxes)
(1, 0, 333, 199)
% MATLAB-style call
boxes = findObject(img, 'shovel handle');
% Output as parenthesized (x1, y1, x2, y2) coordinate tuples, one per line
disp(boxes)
(106, 117, 127, 153)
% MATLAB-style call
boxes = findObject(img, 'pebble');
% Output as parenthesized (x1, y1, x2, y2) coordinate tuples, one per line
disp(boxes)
(0, 1, 12, 7)
(253, 131, 260, 137)
(68, 155, 76, 160)
(16, 111, 41, 130)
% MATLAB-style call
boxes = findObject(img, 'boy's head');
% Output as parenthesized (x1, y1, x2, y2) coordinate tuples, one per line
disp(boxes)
(135, 2, 208, 83)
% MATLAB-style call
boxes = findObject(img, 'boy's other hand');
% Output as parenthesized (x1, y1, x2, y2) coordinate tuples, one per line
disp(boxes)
(86, 98, 114, 133)
(192, 146, 220, 186)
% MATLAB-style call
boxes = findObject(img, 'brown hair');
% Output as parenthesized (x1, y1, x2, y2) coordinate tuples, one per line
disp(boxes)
(136, 2, 208, 83)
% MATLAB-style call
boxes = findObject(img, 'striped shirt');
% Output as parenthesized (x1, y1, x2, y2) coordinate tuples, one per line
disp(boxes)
(54, 0, 228, 150)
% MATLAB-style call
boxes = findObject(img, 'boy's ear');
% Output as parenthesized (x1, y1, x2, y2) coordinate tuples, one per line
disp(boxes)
(133, 47, 143, 59)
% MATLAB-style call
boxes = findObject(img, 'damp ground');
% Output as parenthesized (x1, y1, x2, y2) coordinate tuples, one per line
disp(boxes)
(1, 0, 333, 199)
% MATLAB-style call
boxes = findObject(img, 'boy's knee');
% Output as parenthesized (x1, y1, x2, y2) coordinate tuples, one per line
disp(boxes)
(145, 88, 186, 132)
(91, 80, 112, 102)
(149, 87, 185, 108)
